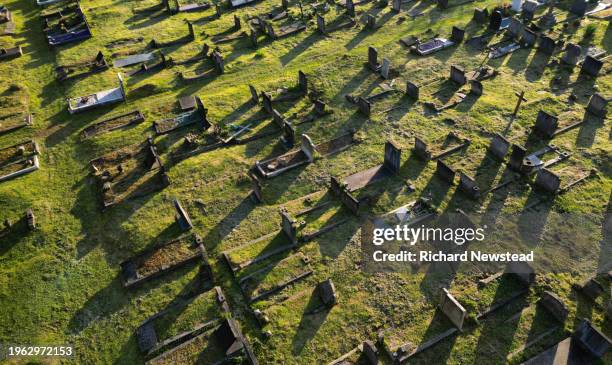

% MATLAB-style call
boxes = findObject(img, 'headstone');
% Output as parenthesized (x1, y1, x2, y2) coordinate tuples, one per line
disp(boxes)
(187, 21, 195, 40)
(318, 279, 338, 307)
(561, 43, 581, 66)
(406, 81, 419, 99)
(508, 144, 526, 172)
(250, 173, 263, 203)
(539, 291, 569, 323)
(233, 15, 241, 29)
(522, 0, 537, 20)
(586, 93, 607, 118)
(262, 92, 273, 114)
(436, 160, 456, 184)
(569, 0, 587, 17)
(265, 22, 276, 39)
(368, 46, 379, 71)
(365, 14, 376, 29)
(249, 85, 259, 104)
(439, 288, 466, 330)
(579, 278, 604, 301)
(473, 8, 489, 23)
(346, 0, 355, 17)
(314, 99, 326, 115)
(470, 80, 483, 96)
(174, 199, 193, 231)
(25, 208, 36, 230)
(534, 168, 561, 193)
(380, 58, 391, 79)
(512, 0, 523, 12)
(581, 56, 603, 78)
(437, 0, 448, 9)
(572, 320, 611, 359)
(282, 120, 295, 147)
(280, 210, 297, 243)
(362, 340, 379, 365)
(392, 0, 401, 12)
(215, 319, 245, 356)
(414, 137, 432, 160)
(506, 261, 536, 285)
(212, 50, 224, 74)
(534, 110, 559, 138)
(249, 28, 258, 47)
(450, 65, 466, 85)
(357, 97, 371, 116)
(282, 0, 289, 10)
(488, 133, 510, 161)
(301, 134, 316, 162)
(272, 109, 285, 127)
(179, 95, 196, 111)
(317, 14, 326, 34)
(298, 70, 308, 93)
(459, 172, 480, 199)
(215, 4, 221, 18)
(330, 176, 342, 196)
(450, 26, 465, 43)
(508, 18, 523, 39)
(521, 29, 537, 47)
(383, 141, 401, 174)
(607, 301, 612, 319)
(538, 35, 555, 55)
(489, 10, 502, 31)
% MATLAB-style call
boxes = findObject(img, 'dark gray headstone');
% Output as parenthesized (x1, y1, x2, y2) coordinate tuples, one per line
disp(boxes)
(436, 160, 456, 184)
(301, 134, 316, 162)
(539, 291, 569, 323)
(346, 0, 355, 16)
(508, 18, 523, 39)
(272, 109, 285, 127)
(357, 97, 371, 116)
(362, 340, 379, 365)
(414, 137, 431, 160)
(521, 29, 537, 47)
(174, 199, 193, 231)
(561, 43, 581, 66)
(406, 81, 419, 99)
(437, 0, 448, 9)
(368, 46, 379, 71)
(586, 93, 607, 118)
(318, 279, 338, 307)
(569, 0, 587, 16)
(538, 35, 556, 55)
(234, 15, 241, 29)
(249, 85, 259, 104)
(26, 208, 36, 230)
(534, 168, 560, 193)
(365, 14, 376, 29)
(439, 288, 466, 330)
(473, 8, 489, 23)
(489, 10, 502, 30)
(212, 50, 224, 74)
(506, 261, 536, 285)
(459, 172, 480, 199)
(251, 174, 263, 203)
(470, 80, 483, 96)
(282, 120, 295, 147)
(534, 110, 559, 138)
(298, 70, 308, 93)
(488, 133, 510, 161)
(392, 0, 401, 12)
(314, 99, 326, 115)
(280, 210, 297, 243)
(317, 14, 326, 34)
(450, 65, 466, 85)
(451, 26, 465, 43)
(508, 144, 526, 172)
(522, 0, 537, 20)
(384, 141, 402, 174)
(380, 58, 391, 79)
(573, 320, 611, 359)
(579, 278, 604, 301)
(262, 92, 273, 114)
(581, 56, 603, 78)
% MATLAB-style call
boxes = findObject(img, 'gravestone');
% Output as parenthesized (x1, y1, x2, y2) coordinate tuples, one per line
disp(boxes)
(215, 319, 244, 356)
(298, 70, 308, 93)
(249, 85, 259, 104)
(470, 80, 483, 96)
(215, 4, 221, 18)
(459, 173, 480, 200)
(262, 92, 273, 114)
(392, 0, 401, 12)
(406, 81, 419, 99)
(538, 35, 555, 55)
(522, 1, 537, 20)
(508, 17, 523, 39)
(473, 8, 489, 23)
(508, 144, 526, 172)
(357, 97, 371, 116)
(249, 28, 258, 47)
(272, 109, 285, 127)
(212, 50, 224, 74)
(488, 133, 510, 161)
(608, 302, 612, 319)
(251, 173, 263, 203)
(506, 261, 536, 285)
(521, 29, 537, 47)
(265, 22, 276, 38)
(301, 134, 316, 162)
(489, 10, 502, 30)
(234, 15, 241, 29)
(573, 320, 611, 359)
(280, 210, 297, 243)
(534, 110, 559, 138)
(512, 0, 523, 12)
(346, 0, 356, 16)
(535, 168, 560, 193)
(317, 14, 326, 34)
(363, 340, 379, 365)
(539, 291, 569, 323)
(282, 120, 295, 147)
(26, 208, 36, 230)
(318, 279, 338, 307)
(437, 0, 448, 9)
(579, 278, 604, 301)
(414, 137, 432, 160)
(330, 176, 342, 196)
(380, 58, 391, 79)
(561, 43, 581, 66)
(187, 21, 195, 40)
(451, 26, 465, 43)
(436, 160, 456, 184)
(439, 288, 466, 330)
(384, 141, 401, 174)
(450, 65, 466, 85)
(365, 14, 376, 29)
(174, 199, 193, 231)
(282, 0, 288, 9)
(581, 56, 603, 77)
(586, 93, 607, 118)
(569, 0, 587, 16)
(368, 46, 379, 71)
(314, 99, 326, 115)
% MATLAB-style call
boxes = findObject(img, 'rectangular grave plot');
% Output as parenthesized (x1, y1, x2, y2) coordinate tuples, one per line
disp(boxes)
(120, 234, 206, 288)
(255, 149, 309, 178)
(0, 155, 40, 183)
(0, 140, 39, 167)
(146, 328, 227, 365)
(154, 108, 208, 135)
(343, 165, 393, 192)
(312, 131, 356, 156)
(81, 110, 145, 138)
(240, 252, 313, 303)
(0, 115, 32, 136)
(224, 232, 295, 273)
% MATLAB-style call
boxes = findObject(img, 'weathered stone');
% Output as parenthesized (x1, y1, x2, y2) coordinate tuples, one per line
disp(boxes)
(301, 134, 316, 162)
(573, 319, 611, 359)
(383, 141, 401, 174)
(318, 279, 338, 307)
(436, 160, 456, 184)
(414, 137, 431, 160)
(450, 65, 466, 85)
(362, 340, 379, 365)
(473, 8, 489, 23)
(282, 120, 295, 147)
(357, 97, 371, 116)
(392, 0, 401, 12)
(538, 35, 556, 55)
(506, 261, 535, 285)
(215, 318, 245, 356)
(250, 173, 263, 203)
(470, 80, 483, 96)
(451, 26, 465, 43)
(569, 0, 587, 16)
(439, 288, 466, 330)
(586, 93, 607, 118)
(489, 10, 503, 30)
(262, 92, 273, 114)
(272, 109, 285, 127)
(561, 43, 581, 66)
(581, 56, 603, 78)
(174, 199, 193, 231)
(298, 70, 308, 93)
(488, 133, 510, 161)
(406, 81, 419, 99)
(380, 58, 391, 79)
(211, 50, 224, 74)
(437, 0, 448, 9)
(364, 14, 376, 29)
(508, 17, 523, 39)
(579, 278, 604, 301)
(317, 14, 326, 34)
(314, 99, 326, 115)
(534, 110, 559, 138)
(280, 210, 297, 243)
(539, 291, 569, 323)
(459, 172, 480, 199)
(508, 144, 526, 172)
(522, 0, 537, 20)
(368, 46, 379, 71)
(25, 208, 36, 230)
(249, 85, 259, 104)
(521, 28, 537, 47)
(534, 168, 561, 193)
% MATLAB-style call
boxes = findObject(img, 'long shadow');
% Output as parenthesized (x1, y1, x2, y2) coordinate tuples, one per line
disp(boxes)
(200, 194, 257, 251)
(408, 309, 459, 364)
(525, 49, 551, 82)
(419, 171, 452, 208)
(598, 191, 612, 275)
(517, 188, 554, 246)
(0, 215, 32, 255)
(575, 110, 604, 148)
(290, 286, 332, 356)
(280, 30, 324, 66)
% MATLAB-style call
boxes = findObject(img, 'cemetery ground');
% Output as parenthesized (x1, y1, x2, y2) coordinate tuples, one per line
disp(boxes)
(0, 0, 610, 363)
